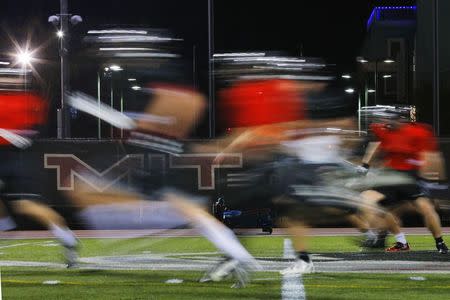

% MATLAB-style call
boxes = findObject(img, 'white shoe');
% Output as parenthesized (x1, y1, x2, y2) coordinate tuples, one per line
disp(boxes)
(280, 260, 314, 275)
(201, 258, 250, 288)
(64, 245, 78, 268)
(209, 258, 240, 282)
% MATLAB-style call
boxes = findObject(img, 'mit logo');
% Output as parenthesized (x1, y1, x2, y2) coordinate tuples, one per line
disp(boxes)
(44, 154, 144, 192)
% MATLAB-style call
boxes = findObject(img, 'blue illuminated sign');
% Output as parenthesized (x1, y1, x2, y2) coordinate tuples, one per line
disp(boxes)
(367, 6, 417, 29)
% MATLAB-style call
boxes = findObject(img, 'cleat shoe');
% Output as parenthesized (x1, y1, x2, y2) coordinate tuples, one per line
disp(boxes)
(372, 231, 388, 248)
(360, 237, 377, 248)
(385, 242, 410, 252)
(436, 242, 448, 254)
(199, 273, 213, 283)
(200, 257, 251, 287)
(209, 258, 240, 282)
(64, 245, 79, 268)
(230, 265, 249, 288)
(362, 230, 388, 249)
(280, 259, 314, 275)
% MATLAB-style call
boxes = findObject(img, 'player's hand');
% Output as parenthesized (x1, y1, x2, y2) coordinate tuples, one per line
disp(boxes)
(356, 165, 369, 175)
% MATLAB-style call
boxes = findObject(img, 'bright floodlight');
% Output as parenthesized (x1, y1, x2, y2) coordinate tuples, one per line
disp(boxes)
(110, 65, 123, 71)
(383, 74, 392, 78)
(131, 85, 141, 90)
(57, 30, 64, 38)
(341, 74, 351, 79)
(128, 78, 136, 81)
(357, 57, 368, 63)
(367, 89, 376, 93)
(16, 50, 33, 66)
(384, 59, 395, 63)
(345, 88, 355, 94)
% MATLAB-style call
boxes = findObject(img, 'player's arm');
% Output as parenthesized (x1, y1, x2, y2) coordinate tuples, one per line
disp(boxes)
(362, 141, 381, 167)
(417, 125, 446, 181)
(419, 151, 447, 181)
(214, 128, 261, 159)
(213, 123, 288, 163)
(360, 123, 385, 168)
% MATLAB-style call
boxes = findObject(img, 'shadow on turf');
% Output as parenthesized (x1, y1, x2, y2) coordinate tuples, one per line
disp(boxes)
(321, 251, 449, 262)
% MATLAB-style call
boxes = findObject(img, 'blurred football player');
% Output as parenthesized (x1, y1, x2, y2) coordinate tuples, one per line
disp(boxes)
(0, 87, 78, 266)
(359, 109, 448, 254)
(64, 29, 258, 287)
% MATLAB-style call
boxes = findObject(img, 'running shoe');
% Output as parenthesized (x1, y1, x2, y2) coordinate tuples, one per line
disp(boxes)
(436, 241, 448, 254)
(200, 258, 249, 288)
(64, 245, 79, 268)
(280, 259, 315, 275)
(362, 230, 387, 249)
(385, 242, 410, 252)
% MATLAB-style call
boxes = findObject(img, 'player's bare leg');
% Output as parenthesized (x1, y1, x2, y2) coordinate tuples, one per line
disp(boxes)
(346, 214, 384, 247)
(11, 199, 78, 266)
(165, 192, 257, 287)
(279, 218, 314, 275)
(360, 190, 409, 251)
(414, 197, 448, 253)
(0, 200, 16, 231)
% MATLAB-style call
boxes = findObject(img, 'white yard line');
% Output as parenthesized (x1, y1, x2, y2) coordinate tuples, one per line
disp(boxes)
(0, 243, 34, 249)
(282, 239, 306, 300)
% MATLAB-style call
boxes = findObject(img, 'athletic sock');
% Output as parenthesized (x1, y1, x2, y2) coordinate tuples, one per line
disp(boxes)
(394, 233, 407, 245)
(435, 236, 444, 244)
(296, 251, 311, 263)
(0, 216, 16, 231)
(193, 214, 255, 265)
(49, 224, 78, 248)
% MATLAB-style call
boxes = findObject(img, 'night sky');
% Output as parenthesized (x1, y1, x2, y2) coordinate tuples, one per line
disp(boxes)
(0, 0, 416, 66)
(0, 0, 416, 137)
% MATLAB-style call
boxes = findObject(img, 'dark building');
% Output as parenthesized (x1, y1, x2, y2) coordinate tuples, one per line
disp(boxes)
(359, 1, 450, 136)
(415, 0, 450, 136)
(358, 6, 416, 108)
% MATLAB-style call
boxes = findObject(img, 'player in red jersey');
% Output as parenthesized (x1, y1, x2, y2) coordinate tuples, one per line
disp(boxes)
(0, 90, 79, 266)
(360, 111, 448, 254)
(211, 58, 379, 274)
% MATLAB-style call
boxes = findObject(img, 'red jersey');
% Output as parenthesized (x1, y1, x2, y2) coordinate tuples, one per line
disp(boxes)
(0, 92, 48, 145)
(370, 122, 438, 171)
(219, 79, 305, 128)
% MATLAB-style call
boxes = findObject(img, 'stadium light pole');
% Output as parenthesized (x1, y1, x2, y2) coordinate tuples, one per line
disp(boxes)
(208, 0, 215, 138)
(49, 0, 83, 139)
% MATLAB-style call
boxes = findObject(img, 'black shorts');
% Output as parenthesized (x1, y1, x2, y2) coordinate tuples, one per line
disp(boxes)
(219, 155, 361, 220)
(0, 147, 47, 224)
(418, 179, 449, 199)
(213, 153, 306, 210)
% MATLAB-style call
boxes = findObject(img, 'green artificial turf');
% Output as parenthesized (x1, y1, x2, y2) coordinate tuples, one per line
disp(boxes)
(0, 235, 448, 299)
(0, 235, 440, 263)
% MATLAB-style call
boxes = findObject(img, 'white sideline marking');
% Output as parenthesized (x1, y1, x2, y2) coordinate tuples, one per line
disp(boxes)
(282, 239, 306, 300)
(43, 280, 60, 285)
(0, 243, 33, 249)
(165, 279, 183, 284)
(409, 276, 426, 281)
